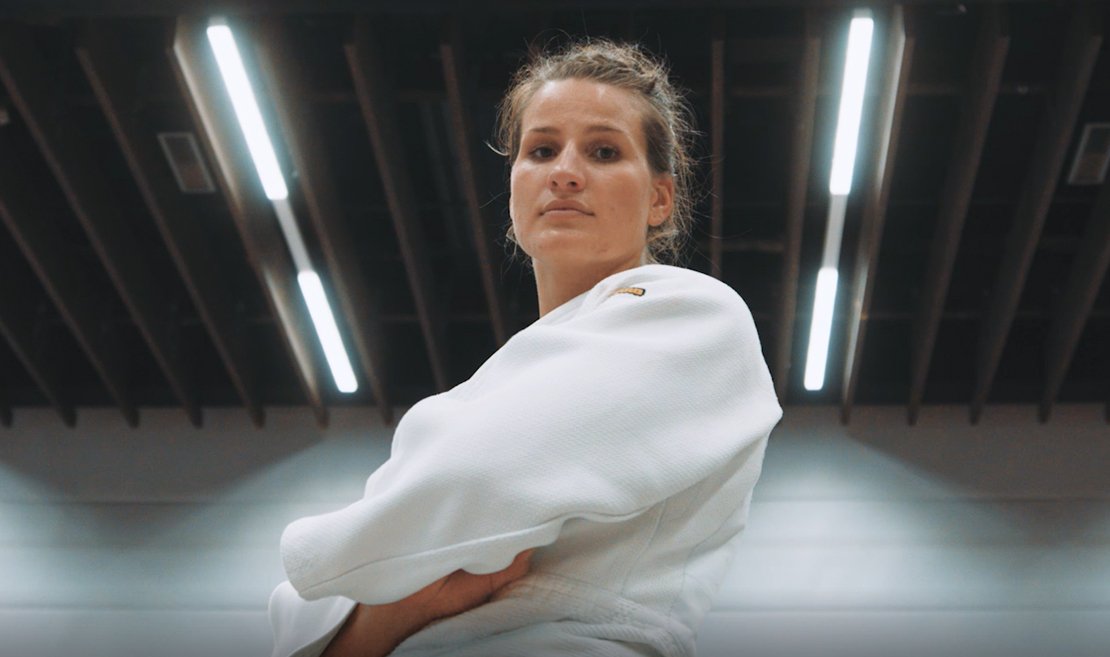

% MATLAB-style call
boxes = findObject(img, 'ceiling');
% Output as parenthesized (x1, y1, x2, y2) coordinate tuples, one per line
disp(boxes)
(0, 0, 1106, 429)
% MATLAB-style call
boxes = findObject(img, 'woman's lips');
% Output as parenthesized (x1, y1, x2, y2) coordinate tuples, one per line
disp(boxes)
(543, 208, 590, 216)
(541, 200, 594, 216)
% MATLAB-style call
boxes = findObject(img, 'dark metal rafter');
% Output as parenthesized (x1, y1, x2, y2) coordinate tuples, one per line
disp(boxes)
(440, 21, 512, 347)
(346, 17, 450, 392)
(840, 5, 914, 423)
(1040, 176, 1110, 422)
(0, 134, 137, 427)
(168, 78, 1053, 108)
(970, 3, 1102, 424)
(170, 17, 329, 426)
(908, 4, 1008, 425)
(0, 368, 9, 426)
(202, 77, 1056, 107)
(0, 0, 1056, 17)
(0, 277, 75, 426)
(76, 22, 265, 427)
(774, 8, 820, 401)
(249, 17, 394, 425)
(709, 19, 725, 280)
(0, 23, 200, 426)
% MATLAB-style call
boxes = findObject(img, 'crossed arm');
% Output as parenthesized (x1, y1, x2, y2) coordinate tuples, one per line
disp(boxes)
(296, 274, 779, 655)
(320, 549, 536, 657)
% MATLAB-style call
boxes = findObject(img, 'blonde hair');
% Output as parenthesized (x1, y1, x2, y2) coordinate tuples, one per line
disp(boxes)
(494, 38, 698, 266)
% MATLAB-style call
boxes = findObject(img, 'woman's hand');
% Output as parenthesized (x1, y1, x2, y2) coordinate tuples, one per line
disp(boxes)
(395, 548, 537, 624)
(320, 549, 537, 657)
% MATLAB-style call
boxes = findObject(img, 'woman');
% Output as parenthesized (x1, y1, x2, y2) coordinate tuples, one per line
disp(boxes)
(269, 39, 782, 657)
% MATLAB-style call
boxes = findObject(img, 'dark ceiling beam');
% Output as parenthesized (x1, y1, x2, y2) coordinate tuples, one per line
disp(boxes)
(169, 17, 329, 426)
(1039, 177, 1110, 422)
(248, 17, 394, 425)
(82, 78, 1043, 109)
(709, 20, 725, 280)
(384, 79, 1052, 104)
(0, 360, 8, 426)
(0, 24, 200, 426)
(439, 21, 511, 346)
(346, 17, 450, 391)
(907, 5, 1008, 426)
(0, 279, 75, 426)
(774, 8, 820, 401)
(206, 79, 1049, 107)
(909, 81, 1045, 97)
(730, 37, 802, 63)
(840, 6, 914, 424)
(0, 0, 1049, 17)
(970, 3, 1101, 424)
(0, 135, 138, 427)
(168, 305, 1110, 325)
(76, 23, 264, 428)
(730, 80, 1045, 99)
(872, 308, 1110, 321)
(698, 238, 785, 254)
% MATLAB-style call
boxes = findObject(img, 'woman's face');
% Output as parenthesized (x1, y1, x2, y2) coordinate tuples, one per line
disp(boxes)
(509, 78, 673, 272)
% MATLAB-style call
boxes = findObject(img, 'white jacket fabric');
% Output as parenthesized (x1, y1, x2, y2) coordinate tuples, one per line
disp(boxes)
(269, 263, 783, 657)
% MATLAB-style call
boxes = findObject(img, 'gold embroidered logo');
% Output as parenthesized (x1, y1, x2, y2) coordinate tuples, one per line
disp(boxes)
(612, 286, 646, 297)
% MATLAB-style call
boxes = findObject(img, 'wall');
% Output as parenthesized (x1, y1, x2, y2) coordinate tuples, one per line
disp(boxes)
(0, 404, 1107, 657)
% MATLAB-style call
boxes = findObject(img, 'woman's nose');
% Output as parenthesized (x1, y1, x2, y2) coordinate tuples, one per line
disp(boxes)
(548, 150, 585, 190)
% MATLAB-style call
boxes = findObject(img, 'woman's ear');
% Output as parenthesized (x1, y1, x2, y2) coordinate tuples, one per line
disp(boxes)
(649, 174, 675, 227)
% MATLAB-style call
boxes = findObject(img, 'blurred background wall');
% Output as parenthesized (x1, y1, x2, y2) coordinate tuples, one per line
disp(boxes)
(0, 404, 1107, 657)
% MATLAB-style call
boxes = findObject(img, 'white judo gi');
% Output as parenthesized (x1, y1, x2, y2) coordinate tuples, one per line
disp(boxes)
(269, 263, 783, 657)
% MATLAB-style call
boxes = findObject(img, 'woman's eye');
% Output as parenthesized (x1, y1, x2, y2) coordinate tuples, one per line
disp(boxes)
(529, 146, 555, 159)
(594, 146, 619, 161)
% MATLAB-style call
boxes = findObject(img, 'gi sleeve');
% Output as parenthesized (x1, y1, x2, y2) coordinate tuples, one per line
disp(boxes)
(279, 271, 783, 604)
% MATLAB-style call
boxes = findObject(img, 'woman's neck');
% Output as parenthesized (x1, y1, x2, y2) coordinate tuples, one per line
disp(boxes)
(532, 256, 647, 317)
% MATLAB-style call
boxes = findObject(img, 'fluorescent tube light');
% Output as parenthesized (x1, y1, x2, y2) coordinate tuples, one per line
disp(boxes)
(804, 267, 839, 391)
(206, 19, 359, 394)
(206, 21, 289, 201)
(828, 13, 875, 195)
(298, 272, 359, 394)
(802, 11, 873, 392)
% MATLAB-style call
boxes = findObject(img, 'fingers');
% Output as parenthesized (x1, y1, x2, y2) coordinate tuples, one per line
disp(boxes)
(484, 548, 536, 594)
(462, 549, 535, 576)
(515, 548, 537, 566)
(507, 548, 536, 576)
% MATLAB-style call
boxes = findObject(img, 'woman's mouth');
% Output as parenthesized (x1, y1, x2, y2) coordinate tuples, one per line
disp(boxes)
(541, 200, 594, 216)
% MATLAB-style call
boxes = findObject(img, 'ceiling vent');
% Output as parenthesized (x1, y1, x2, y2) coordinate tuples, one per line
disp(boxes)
(157, 132, 216, 193)
(1066, 122, 1110, 186)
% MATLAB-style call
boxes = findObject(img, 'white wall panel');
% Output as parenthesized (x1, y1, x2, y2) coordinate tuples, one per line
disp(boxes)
(696, 610, 1110, 657)
(0, 404, 1107, 657)
(0, 609, 269, 657)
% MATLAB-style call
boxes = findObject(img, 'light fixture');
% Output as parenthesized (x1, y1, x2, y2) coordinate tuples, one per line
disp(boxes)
(206, 20, 287, 201)
(803, 9, 874, 392)
(298, 272, 358, 393)
(829, 14, 875, 196)
(207, 17, 358, 394)
(804, 267, 839, 391)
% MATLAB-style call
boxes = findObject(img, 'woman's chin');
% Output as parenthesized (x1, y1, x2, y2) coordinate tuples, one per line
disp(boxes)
(531, 251, 637, 277)
(524, 232, 593, 259)
(521, 230, 644, 272)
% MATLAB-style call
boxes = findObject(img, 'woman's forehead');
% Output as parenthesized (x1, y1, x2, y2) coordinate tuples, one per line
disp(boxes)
(521, 79, 644, 133)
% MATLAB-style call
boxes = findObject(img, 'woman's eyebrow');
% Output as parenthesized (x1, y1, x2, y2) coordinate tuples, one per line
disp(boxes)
(525, 124, 626, 136)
